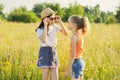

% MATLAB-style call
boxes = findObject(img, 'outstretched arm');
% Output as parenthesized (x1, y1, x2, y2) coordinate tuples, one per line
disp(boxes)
(56, 16, 68, 35)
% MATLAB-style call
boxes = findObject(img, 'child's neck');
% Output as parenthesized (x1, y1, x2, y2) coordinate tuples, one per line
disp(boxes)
(72, 30, 78, 35)
(72, 29, 82, 36)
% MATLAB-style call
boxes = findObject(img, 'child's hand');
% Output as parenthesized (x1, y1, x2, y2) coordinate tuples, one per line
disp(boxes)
(43, 18, 49, 26)
(65, 70, 70, 78)
(55, 16, 62, 23)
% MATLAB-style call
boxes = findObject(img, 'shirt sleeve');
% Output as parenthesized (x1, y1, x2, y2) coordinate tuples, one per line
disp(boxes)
(37, 28, 44, 39)
(54, 24, 62, 32)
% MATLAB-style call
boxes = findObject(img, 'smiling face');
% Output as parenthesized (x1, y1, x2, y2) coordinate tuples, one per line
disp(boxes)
(47, 14, 56, 25)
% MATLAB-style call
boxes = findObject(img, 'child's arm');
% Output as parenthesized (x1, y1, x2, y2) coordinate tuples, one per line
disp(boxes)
(56, 16, 68, 35)
(65, 35, 77, 77)
(59, 21, 68, 35)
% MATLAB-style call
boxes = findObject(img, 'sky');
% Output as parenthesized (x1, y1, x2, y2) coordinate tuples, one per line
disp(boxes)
(0, 0, 120, 14)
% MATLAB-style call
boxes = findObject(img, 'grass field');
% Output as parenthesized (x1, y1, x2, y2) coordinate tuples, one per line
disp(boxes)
(0, 23, 120, 80)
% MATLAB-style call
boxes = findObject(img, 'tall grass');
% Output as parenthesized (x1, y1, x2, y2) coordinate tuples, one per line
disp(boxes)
(0, 23, 120, 80)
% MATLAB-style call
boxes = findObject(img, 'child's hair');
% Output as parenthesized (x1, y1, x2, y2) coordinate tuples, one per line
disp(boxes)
(70, 15, 90, 35)
(35, 14, 53, 32)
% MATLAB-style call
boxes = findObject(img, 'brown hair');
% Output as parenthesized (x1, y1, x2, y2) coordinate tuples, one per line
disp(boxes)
(70, 15, 90, 35)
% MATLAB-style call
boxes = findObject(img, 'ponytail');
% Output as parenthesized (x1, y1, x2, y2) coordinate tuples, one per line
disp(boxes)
(81, 17, 90, 35)
(70, 15, 90, 36)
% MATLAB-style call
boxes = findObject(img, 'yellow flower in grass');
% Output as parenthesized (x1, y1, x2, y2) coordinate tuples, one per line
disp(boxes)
(29, 64, 35, 69)
(3, 61, 12, 72)
(4, 61, 11, 66)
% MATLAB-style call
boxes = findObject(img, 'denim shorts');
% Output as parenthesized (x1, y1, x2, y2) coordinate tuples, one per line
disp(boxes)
(37, 47, 59, 68)
(72, 58, 85, 79)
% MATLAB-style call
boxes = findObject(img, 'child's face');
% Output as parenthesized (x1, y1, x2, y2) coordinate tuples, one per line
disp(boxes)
(67, 18, 76, 30)
(48, 14, 56, 25)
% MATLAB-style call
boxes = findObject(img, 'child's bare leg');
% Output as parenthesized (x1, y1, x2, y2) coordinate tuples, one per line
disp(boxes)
(42, 68, 49, 80)
(51, 67, 58, 80)
(79, 74, 84, 80)
(71, 77, 79, 80)
(79, 76, 83, 80)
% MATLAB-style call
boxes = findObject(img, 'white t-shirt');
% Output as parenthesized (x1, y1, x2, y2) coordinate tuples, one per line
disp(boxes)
(37, 24, 61, 47)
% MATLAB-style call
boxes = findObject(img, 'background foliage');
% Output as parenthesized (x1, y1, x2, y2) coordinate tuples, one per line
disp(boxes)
(0, 2, 120, 23)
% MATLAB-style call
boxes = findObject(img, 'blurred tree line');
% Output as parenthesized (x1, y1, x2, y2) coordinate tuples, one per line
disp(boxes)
(7, 6, 38, 23)
(0, 2, 120, 23)
(0, 4, 6, 22)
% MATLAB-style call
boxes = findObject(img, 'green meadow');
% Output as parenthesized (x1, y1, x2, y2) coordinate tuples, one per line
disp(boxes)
(0, 23, 120, 80)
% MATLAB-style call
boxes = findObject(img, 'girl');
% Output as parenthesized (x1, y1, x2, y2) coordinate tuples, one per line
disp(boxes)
(36, 8, 67, 80)
(65, 15, 90, 80)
